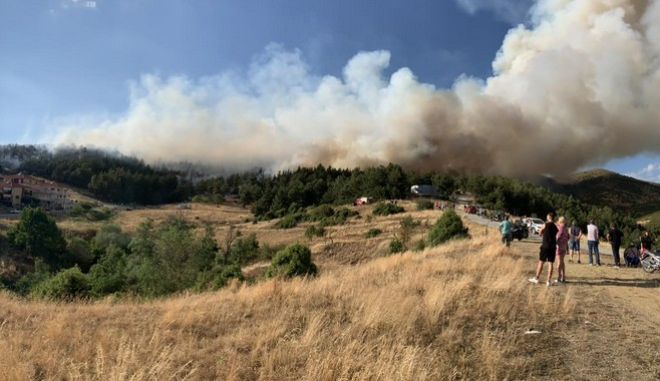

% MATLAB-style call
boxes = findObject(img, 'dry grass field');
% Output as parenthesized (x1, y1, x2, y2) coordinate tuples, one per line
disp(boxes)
(0, 233, 577, 380)
(1, 203, 658, 380)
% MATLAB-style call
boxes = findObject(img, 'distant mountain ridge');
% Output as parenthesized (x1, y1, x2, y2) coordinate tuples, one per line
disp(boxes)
(538, 169, 660, 218)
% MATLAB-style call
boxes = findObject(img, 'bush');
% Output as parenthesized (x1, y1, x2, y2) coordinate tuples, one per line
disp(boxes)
(275, 214, 303, 229)
(86, 208, 113, 221)
(366, 228, 382, 238)
(413, 240, 426, 252)
(31, 266, 91, 300)
(195, 263, 243, 291)
(416, 199, 435, 210)
(14, 259, 52, 296)
(228, 233, 260, 265)
(88, 245, 127, 296)
(266, 243, 317, 278)
(66, 237, 96, 272)
(428, 210, 469, 246)
(308, 205, 335, 220)
(373, 202, 405, 216)
(389, 238, 405, 254)
(192, 194, 225, 204)
(305, 225, 326, 239)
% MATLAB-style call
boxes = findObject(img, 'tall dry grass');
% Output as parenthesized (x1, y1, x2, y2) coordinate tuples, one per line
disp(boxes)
(0, 233, 574, 380)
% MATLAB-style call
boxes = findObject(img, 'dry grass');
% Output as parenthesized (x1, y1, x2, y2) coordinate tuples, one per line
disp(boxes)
(0, 231, 574, 380)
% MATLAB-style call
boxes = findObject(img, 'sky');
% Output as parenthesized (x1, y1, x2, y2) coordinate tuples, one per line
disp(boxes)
(1, 0, 658, 182)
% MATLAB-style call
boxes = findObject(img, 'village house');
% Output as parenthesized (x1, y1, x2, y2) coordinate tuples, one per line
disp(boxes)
(0, 173, 72, 212)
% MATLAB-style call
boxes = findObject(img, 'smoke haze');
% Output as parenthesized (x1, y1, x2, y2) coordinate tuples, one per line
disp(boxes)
(55, 0, 660, 176)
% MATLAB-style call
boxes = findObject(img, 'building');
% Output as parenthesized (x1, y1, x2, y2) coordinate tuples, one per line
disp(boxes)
(0, 173, 72, 211)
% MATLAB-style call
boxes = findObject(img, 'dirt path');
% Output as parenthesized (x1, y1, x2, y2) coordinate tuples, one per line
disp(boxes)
(462, 213, 659, 380)
(513, 235, 659, 380)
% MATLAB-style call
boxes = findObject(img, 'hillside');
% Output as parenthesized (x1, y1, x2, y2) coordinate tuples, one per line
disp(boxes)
(0, 235, 573, 380)
(1, 212, 658, 380)
(541, 169, 660, 218)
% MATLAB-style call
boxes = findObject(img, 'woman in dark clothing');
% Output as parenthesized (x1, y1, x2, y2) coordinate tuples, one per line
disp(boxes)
(528, 213, 558, 286)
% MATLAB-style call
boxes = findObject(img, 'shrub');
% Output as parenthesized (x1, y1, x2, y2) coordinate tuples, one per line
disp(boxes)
(428, 210, 469, 247)
(86, 208, 113, 221)
(308, 205, 335, 220)
(400, 216, 420, 244)
(66, 237, 96, 272)
(366, 228, 382, 238)
(266, 243, 317, 278)
(416, 199, 435, 210)
(31, 266, 91, 300)
(14, 259, 52, 296)
(413, 240, 426, 252)
(389, 238, 405, 254)
(228, 233, 260, 265)
(192, 194, 225, 204)
(88, 245, 127, 296)
(373, 202, 405, 216)
(195, 263, 243, 291)
(305, 225, 326, 239)
(275, 214, 303, 229)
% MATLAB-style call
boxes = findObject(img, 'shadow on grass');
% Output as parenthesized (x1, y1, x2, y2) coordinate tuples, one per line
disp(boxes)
(567, 277, 660, 288)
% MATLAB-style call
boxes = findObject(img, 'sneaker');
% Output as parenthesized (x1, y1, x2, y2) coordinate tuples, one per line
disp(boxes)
(546, 281, 553, 287)
(528, 278, 539, 284)
(553, 279, 560, 284)
(614, 265, 620, 269)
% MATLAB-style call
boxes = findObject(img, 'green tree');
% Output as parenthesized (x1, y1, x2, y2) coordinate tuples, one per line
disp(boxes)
(31, 266, 91, 300)
(8, 208, 67, 268)
(428, 210, 470, 246)
(266, 243, 317, 278)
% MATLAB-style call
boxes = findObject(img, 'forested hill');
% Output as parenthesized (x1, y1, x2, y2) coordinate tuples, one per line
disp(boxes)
(540, 169, 660, 218)
(0, 145, 189, 205)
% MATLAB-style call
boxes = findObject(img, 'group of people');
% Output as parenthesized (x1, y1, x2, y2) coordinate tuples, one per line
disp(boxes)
(498, 213, 655, 286)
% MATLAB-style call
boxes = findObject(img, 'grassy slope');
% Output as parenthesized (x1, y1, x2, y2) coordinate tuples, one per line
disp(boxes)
(0, 233, 575, 381)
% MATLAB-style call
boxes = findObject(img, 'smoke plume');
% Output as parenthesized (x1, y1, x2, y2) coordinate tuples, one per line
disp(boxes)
(55, 0, 660, 176)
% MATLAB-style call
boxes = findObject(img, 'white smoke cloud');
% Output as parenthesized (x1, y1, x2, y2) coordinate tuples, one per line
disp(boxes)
(454, 0, 535, 24)
(56, 0, 660, 176)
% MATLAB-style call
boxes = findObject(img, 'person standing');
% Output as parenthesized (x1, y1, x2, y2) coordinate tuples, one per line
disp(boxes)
(529, 213, 558, 286)
(640, 231, 654, 257)
(586, 220, 601, 266)
(555, 216, 569, 283)
(499, 215, 513, 247)
(607, 223, 623, 268)
(569, 221, 582, 263)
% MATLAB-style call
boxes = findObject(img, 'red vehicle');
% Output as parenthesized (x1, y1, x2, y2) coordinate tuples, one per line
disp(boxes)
(463, 205, 477, 214)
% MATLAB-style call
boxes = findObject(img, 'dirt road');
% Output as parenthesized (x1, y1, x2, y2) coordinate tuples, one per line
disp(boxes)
(465, 213, 660, 380)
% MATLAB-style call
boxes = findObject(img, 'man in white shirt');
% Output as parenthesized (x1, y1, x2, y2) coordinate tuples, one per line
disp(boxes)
(586, 220, 601, 266)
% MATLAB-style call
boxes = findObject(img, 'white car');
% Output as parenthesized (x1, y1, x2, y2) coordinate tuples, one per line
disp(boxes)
(526, 218, 545, 235)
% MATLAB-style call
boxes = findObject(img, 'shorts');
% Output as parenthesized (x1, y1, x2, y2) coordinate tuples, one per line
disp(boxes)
(570, 240, 580, 251)
(539, 246, 556, 263)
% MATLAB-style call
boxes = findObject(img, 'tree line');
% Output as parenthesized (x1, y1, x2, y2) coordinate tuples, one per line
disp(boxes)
(1, 145, 189, 205)
(195, 165, 654, 246)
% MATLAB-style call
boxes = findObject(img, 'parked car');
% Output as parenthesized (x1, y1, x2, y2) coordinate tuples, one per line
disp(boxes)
(527, 218, 545, 234)
(511, 223, 529, 241)
(464, 205, 477, 214)
(490, 210, 505, 222)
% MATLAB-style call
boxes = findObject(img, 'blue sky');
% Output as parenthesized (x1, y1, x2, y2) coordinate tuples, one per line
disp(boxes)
(1, 0, 658, 181)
